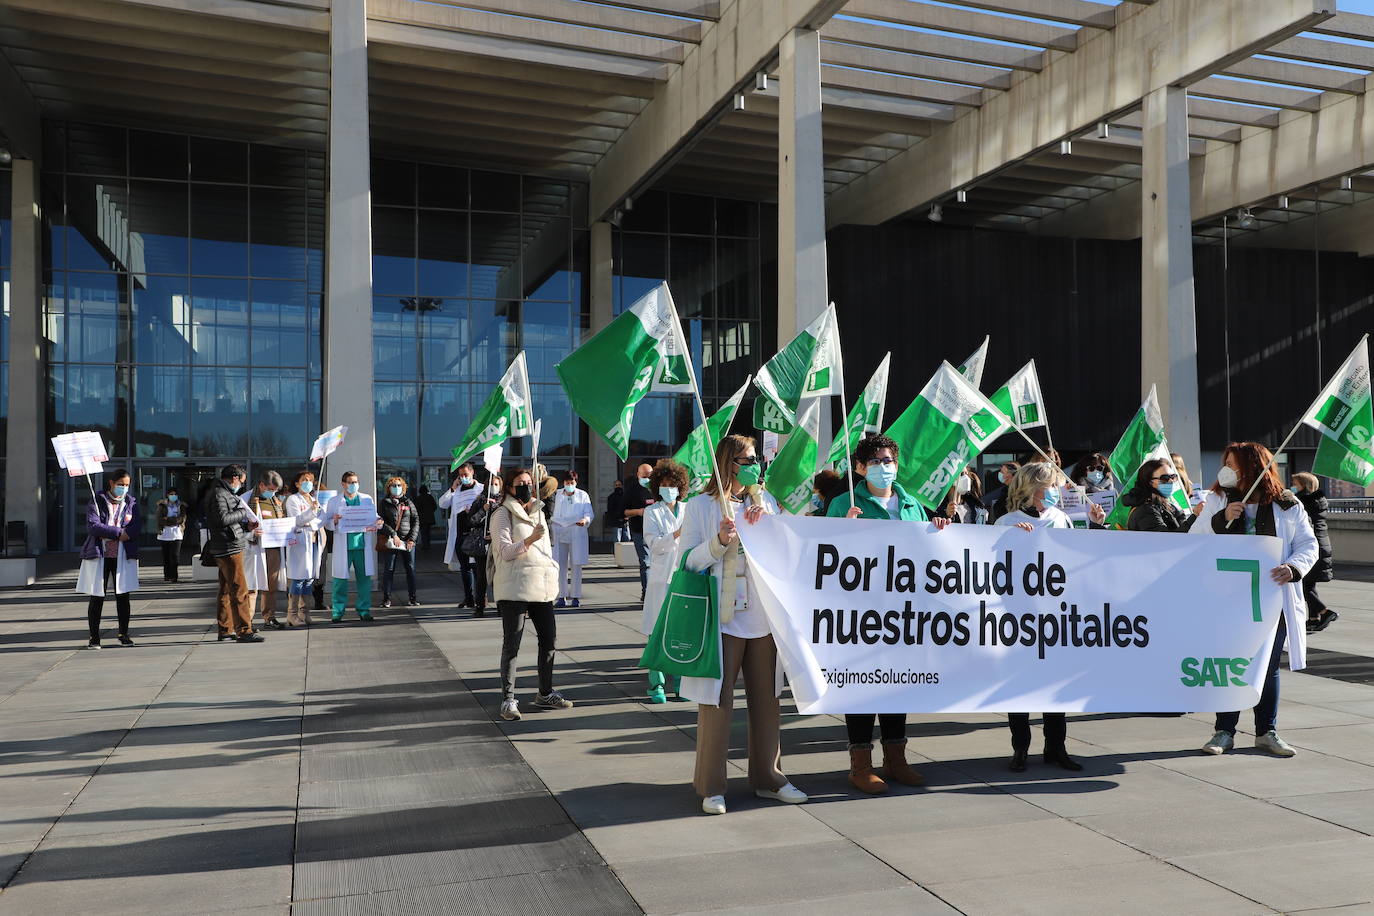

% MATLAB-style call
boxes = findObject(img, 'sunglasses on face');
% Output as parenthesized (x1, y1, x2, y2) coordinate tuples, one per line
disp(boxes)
(734, 457, 759, 466)
(1086, 465, 1107, 473)
(1152, 473, 1179, 483)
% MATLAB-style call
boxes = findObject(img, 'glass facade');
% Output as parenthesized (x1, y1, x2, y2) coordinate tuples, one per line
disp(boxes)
(612, 190, 770, 474)
(1, 162, 10, 500)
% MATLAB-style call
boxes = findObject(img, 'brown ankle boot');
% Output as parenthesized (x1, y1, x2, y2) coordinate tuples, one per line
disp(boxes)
(880, 740, 925, 786)
(848, 746, 887, 794)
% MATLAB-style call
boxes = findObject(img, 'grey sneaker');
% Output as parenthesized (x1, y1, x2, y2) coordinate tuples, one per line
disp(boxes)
(534, 691, 574, 710)
(1255, 730, 1296, 757)
(1202, 730, 1234, 755)
(499, 699, 521, 721)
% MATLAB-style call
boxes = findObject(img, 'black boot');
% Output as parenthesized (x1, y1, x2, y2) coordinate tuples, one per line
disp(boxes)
(1044, 744, 1083, 771)
(1009, 748, 1028, 773)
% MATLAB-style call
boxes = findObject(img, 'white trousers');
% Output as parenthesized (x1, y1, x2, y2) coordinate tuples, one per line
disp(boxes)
(553, 542, 583, 599)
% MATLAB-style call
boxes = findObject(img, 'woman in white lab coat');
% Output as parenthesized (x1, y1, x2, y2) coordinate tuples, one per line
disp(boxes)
(639, 459, 689, 703)
(77, 468, 141, 649)
(551, 470, 595, 608)
(283, 469, 327, 627)
(242, 470, 287, 629)
(323, 471, 380, 622)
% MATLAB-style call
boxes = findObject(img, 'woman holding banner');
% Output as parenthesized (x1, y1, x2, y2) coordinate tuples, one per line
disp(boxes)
(640, 459, 689, 703)
(827, 434, 951, 793)
(78, 468, 141, 648)
(940, 467, 989, 525)
(1193, 443, 1318, 757)
(1122, 459, 1191, 532)
(681, 434, 807, 816)
(996, 462, 1098, 772)
(284, 470, 326, 627)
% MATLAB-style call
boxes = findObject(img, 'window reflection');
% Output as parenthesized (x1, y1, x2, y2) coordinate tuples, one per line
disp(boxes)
(133, 274, 190, 364)
(191, 277, 249, 366)
(191, 366, 250, 456)
(134, 365, 188, 457)
(251, 280, 307, 367)
(375, 382, 418, 455)
(252, 369, 308, 456)
(470, 211, 522, 300)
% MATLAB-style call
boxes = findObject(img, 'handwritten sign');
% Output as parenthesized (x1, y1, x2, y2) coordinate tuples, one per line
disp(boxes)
(51, 431, 108, 477)
(339, 504, 377, 533)
(257, 517, 297, 549)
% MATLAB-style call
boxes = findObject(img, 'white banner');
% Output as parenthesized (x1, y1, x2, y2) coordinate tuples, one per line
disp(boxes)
(311, 425, 347, 461)
(737, 515, 1284, 715)
(51, 431, 108, 477)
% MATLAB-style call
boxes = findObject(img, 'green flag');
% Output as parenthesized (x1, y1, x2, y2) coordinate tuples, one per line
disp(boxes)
(754, 303, 843, 430)
(674, 377, 751, 496)
(827, 353, 890, 469)
(1104, 385, 1188, 527)
(765, 400, 822, 515)
(886, 362, 1013, 513)
(1304, 335, 1374, 487)
(449, 352, 533, 470)
(958, 336, 989, 391)
(555, 283, 688, 460)
(989, 360, 1047, 430)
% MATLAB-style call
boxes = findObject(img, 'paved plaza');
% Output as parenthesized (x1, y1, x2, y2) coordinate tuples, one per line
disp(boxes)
(1, 554, 1373, 915)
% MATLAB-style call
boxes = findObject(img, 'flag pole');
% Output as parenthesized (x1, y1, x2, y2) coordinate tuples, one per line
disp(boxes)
(1012, 425, 1055, 467)
(666, 290, 732, 520)
(832, 306, 856, 506)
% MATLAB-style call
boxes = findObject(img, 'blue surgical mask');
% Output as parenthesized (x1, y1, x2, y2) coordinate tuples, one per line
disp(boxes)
(564, 484, 577, 495)
(167, 494, 177, 503)
(810, 495, 824, 511)
(865, 463, 897, 489)
(260, 490, 276, 500)
(1157, 480, 1179, 498)
(460, 476, 474, 486)
(112, 485, 129, 499)
(659, 486, 679, 503)
(300, 481, 314, 494)
(1041, 487, 1061, 509)
(345, 482, 359, 495)
(1086, 470, 1104, 486)
(390, 485, 403, 496)
(638, 477, 650, 488)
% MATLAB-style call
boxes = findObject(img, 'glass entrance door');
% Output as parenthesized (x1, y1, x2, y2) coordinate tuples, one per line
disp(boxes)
(133, 463, 225, 553)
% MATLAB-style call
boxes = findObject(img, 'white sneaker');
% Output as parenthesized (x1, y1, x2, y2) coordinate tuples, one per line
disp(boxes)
(534, 691, 574, 710)
(1255, 730, 1296, 757)
(701, 795, 726, 815)
(499, 699, 521, 721)
(1201, 730, 1234, 755)
(755, 782, 808, 804)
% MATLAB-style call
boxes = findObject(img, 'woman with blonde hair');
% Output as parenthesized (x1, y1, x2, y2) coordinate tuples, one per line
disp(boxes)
(995, 461, 1103, 773)
(679, 434, 807, 815)
(283, 469, 326, 627)
(378, 475, 419, 608)
(1171, 451, 1207, 513)
(1193, 443, 1318, 757)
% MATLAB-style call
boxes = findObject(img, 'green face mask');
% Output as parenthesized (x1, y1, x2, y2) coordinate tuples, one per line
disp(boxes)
(735, 462, 761, 488)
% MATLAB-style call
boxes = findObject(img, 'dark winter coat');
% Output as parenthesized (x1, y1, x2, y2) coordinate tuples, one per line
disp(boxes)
(1122, 484, 1190, 533)
(379, 495, 419, 544)
(1296, 489, 1333, 582)
(201, 478, 252, 558)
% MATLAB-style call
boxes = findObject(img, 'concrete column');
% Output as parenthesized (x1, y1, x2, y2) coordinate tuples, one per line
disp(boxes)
(5, 159, 45, 554)
(587, 220, 619, 535)
(778, 27, 831, 448)
(1140, 85, 1201, 471)
(323, 0, 377, 495)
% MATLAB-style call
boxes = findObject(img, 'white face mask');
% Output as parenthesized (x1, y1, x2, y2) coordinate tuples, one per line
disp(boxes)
(1217, 466, 1239, 489)
(955, 476, 972, 496)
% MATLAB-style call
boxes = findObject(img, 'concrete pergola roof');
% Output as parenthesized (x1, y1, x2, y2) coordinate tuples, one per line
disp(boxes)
(0, 0, 1366, 245)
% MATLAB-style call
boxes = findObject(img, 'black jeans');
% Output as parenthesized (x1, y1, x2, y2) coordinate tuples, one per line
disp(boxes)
(1008, 712, 1067, 751)
(87, 557, 131, 641)
(383, 548, 416, 599)
(631, 531, 649, 595)
(1216, 618, 1286, 736)
(458, 549, 488, 605)
(1303, 580, 1327, 616)
(160, 541, 180, 581)
(498, 600, 556, 700)
(846, 714, 907, 748)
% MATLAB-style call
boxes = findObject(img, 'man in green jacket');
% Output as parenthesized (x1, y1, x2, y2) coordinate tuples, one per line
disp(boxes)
(826, 434, 949, 793)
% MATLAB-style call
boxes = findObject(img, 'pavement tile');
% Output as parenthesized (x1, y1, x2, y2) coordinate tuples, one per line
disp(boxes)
(1169, 837, 1374, 912)
(1271, 788, 1374, 834)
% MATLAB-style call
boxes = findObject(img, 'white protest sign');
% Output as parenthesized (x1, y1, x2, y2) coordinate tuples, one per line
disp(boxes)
(737, 515, 1284, 714)
(1088, 490, 1117, 517)
(256, 517, 296, 549)
(51, 431, 108, 477)
(339, 504, 376, 533)
(1059, 485, 1089, 527)
(311, 425, 347, 462)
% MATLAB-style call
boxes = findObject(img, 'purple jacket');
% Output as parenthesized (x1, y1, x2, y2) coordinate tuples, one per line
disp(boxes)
(80, 492, 142, 561)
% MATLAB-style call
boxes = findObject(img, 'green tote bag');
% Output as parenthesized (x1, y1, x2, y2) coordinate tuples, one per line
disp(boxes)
(639, 557, 722, 680)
